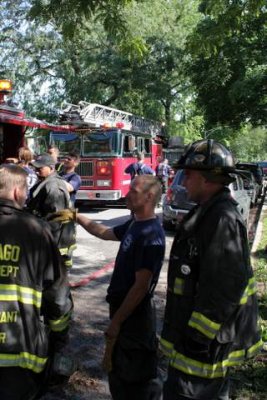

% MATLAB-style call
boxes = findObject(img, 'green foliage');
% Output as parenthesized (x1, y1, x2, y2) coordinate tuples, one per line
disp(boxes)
(231, 358, 267, 399)
(229, 126, 267, 162)
(1, 0, 266, 159)
(28, 0, 134, 37)
(171, 114, 204, 144)
(189, 0, 267, 127)
(0, 0, 202, 129)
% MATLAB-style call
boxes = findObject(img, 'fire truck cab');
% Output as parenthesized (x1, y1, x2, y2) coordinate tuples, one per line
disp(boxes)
(51, 102, 167, 203)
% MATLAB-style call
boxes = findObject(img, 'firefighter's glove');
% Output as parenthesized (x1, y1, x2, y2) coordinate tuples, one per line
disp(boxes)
(47, 209, 78, 223)
(102, 334, 117, 373)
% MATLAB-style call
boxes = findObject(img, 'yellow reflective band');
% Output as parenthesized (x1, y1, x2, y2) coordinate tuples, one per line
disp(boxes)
(160, 337, 174, 358)
(59, 247, 69, 256)
(0, 284, 42, 308)
(59, 244, 76, 256)
(0, 352, 47, 373)
(170, 340, 262, 379)
(247, 339, 263, 358)
(188, 311, 221, 340)
(64, 260, 72, 268)
(226, 349, 246, 366)
(49, 311, 71, 332)
(171, 348, 246, 379)
(240, 277, 257, 305)
(171, 350, 226, 378)
(174, 278, 184, 295)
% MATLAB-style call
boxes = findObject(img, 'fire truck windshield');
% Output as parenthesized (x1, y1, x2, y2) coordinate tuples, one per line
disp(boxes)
(50, 130, 121, 156)
(50, 132, 81, 155)
(83, 130, 120, 156)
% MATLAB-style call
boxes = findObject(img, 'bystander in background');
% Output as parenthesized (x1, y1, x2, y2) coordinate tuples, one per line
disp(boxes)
(60, 152, 81, 207)
(125, 151, 155, 181)
(48, 145, 64, 173)
(155, 157, 172, 199)
(18, 146, 38, 199)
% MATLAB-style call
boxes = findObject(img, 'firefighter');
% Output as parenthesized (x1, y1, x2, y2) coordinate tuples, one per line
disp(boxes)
(0, 164, 73, 399)
(161, 139, 262, 400)
(27, 153, 76, 269)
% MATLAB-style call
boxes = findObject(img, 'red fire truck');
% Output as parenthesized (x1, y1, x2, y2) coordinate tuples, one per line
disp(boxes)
(0, 79, 73, 162)
(50, 101, 166, 203)
(0, 80, 167, 203)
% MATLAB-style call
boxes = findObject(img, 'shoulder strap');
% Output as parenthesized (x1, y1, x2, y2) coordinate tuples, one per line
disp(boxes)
(137, 163, 145, 175)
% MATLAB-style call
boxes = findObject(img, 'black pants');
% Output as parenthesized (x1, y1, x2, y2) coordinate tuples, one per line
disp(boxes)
(0, 367, 45, 400)
(163, 366, 230, 400)
(109, 373, 162, 400)
(108, 298, 160, 400)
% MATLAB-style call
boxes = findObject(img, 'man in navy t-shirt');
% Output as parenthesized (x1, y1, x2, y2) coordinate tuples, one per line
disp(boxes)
(125, 151, 155, 181)
(60, 152, 82, 206)
(77, 175, 165, 400)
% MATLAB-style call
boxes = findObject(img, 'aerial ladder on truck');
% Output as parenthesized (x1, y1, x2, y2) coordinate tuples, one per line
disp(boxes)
(51, 100, 169, 203)
(59, 101, 165, 139)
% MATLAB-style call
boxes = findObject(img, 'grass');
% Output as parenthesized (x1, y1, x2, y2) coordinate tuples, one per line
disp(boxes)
(230, 207, 267, 399)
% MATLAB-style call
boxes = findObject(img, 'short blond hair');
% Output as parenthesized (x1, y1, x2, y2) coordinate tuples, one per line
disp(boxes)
(0, 164, 27, 195)
(18, 147, 34, 164)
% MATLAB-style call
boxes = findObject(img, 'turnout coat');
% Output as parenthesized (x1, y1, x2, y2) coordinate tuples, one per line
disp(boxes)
(27, 172, 76, 268)
(0, 199, 72, 373)
(160, 187, 262, 379)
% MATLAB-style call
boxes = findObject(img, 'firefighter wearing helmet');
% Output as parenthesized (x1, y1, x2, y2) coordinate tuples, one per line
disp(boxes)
(161, 139, 262, 400)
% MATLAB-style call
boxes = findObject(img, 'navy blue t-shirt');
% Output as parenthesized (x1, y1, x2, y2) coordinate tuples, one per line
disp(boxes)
(60, 171, 82, 205)
(125, 162, 155, 180)
(106, 217, 165, 303)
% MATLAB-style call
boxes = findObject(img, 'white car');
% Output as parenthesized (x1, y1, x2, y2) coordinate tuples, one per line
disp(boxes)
(229, 174, 251, 226)
(162, 171, 250, 230)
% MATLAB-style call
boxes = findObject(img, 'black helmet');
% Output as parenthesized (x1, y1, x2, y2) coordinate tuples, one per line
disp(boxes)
(175, 139, 236, 184)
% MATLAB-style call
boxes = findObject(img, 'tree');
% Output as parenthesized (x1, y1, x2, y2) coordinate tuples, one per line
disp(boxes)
(113, 0, 202, 135)
(29, 0, 138, 37)
(1, 0, 202, 136)
(230, 125, 267, 162)
(188, 0, 267, 127)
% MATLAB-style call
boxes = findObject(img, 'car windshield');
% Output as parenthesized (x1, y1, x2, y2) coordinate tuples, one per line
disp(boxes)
(258, 161, 267, 168)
